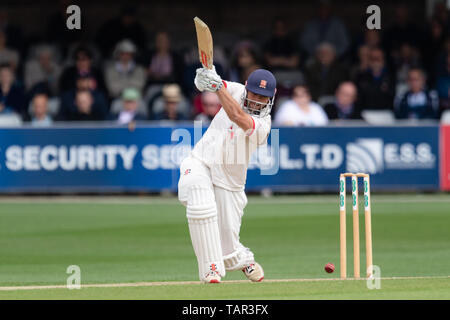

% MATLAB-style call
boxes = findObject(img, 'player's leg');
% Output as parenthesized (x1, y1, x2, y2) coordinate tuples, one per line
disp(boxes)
(178, 156, 225, 283)
(213, 186, 264, 282)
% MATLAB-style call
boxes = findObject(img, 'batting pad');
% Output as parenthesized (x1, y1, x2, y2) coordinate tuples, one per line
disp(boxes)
(186, 185, 225, 280)
(223, 247, 255, 271)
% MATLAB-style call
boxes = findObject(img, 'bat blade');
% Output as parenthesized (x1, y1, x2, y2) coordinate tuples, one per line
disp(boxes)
(193, 16, 213, 69)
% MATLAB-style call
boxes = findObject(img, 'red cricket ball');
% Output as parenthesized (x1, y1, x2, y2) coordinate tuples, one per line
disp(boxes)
(324, 263, 335, 273)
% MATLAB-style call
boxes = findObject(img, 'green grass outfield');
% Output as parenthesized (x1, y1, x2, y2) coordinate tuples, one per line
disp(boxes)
(0, 194, 449, 299)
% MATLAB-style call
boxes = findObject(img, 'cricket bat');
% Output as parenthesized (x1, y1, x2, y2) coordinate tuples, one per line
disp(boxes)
(193, 16, 213, 69)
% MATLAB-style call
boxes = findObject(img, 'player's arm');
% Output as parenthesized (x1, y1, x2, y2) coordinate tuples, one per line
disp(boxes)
(216, 86, 253, 132)
(194, 67, 253, 132)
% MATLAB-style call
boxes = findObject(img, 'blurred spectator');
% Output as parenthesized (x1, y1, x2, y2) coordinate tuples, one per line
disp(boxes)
(383, 4, 422, 59)
(431, 1, 449, 31)
(350, 45, 370, 79)
(229, 41, 261, 83)
(436, 53, 450, 113)
(300, 0, 350, 58)
(305, 43, 349, 101)
(0, 63, 25, 116)
(363, 29, 383, 49)
(263, 18, 299, 71)
(59, 46, 106, 93)
(0, 8, 24, 53)
(352, 29, 382, 54)
(351, 29, 383, 72)
(324, 82, 361, 120)
(392, 43, 421, 95)
(274, 85, 328, 126)
(422, 19, 447, 85)
(62, 89, 107, 121)
(242, 64, 263, 84)
(45, 0, 83, 55)
(146, 31, 183, 86)
(394, 68, 439, 119)
(435, 36, 450, 75)
(95, 5, 147, 57)
(0, 84, 14, 115)
(153, 84, 187, 121)
(105, 40, 146, 99)
(24, 45, 62, 95)
(0, 98, 13, 114)
(0, 29, 19, 71)
(110, 88, 146, 124)
(59, 74, 108, 121)
(0, 86, 21, 125)
(30, 93, 53, 127)
(194, 92, 221, 125)
(354, 48, 395, 110)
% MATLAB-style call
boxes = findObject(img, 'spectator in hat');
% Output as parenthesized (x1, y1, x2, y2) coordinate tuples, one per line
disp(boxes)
(323, 82, 361, 120)
(194, 91, 221, 125)
(274, 85, 328, 126)
(105, 39, 146, 99)
(153, 84, 187, 120)
(110, 88, 146, 124)
(30, 93, 53, 127)
(59, 45, 106, 93)
(394, 68, 439, 119)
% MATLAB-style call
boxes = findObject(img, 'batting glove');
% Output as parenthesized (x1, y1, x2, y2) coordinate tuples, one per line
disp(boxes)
(194, 66, 223, 92)
(194, 68, 207, 92)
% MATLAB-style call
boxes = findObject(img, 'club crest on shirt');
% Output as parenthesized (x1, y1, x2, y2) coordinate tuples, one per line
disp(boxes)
(184, 169, 191, 175)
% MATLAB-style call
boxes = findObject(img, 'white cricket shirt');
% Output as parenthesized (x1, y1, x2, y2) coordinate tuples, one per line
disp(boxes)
(191, 81, 271, 191)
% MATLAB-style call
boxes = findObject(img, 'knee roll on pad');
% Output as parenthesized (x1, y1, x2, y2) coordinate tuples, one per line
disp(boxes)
(223, 248, 255, 271)
(186, 185, 216, 219)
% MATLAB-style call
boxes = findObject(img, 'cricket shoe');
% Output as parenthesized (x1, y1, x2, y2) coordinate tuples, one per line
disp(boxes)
(242, 262, 264, 282)
(203, 264, 221, 283)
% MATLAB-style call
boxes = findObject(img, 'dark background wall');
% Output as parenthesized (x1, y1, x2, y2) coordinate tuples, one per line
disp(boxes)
(1, 0, 427, 49)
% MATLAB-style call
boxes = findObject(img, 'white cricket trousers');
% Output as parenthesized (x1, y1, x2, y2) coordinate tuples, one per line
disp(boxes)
(178, 156, 255, 281)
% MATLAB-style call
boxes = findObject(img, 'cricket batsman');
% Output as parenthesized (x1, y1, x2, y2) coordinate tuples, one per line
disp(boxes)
(178, 66, 276, 283)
